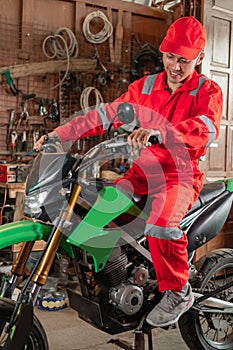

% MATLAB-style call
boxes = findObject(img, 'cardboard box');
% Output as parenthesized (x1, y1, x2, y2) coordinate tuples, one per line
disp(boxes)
(11, 240, 46, 253)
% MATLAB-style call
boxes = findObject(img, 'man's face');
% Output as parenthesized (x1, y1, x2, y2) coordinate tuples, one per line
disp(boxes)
(162, 52, 204, 85)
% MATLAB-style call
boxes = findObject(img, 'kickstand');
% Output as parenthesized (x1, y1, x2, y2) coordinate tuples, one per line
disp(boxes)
(108, 328, 154, 350)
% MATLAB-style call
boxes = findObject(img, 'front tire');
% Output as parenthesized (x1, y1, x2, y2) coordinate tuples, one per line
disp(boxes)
(0, 297, 49, 350)
(179, 248, 233, 350)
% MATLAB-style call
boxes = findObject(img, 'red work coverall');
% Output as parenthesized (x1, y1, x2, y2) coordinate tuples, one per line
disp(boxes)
(55, 69, 223, 292)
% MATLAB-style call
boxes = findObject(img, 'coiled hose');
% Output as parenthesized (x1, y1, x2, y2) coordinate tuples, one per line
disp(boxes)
(42, 27, 79, 89)
(82, 10, 113, 44)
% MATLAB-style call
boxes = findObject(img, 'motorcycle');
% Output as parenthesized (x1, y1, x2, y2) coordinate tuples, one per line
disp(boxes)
(0, 102, 232, 350)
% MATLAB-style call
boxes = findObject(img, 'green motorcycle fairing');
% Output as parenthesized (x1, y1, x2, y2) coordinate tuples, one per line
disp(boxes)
(226, 177, 233, 192)
(0, 220, 50, 249)
(67, 186, 143, 273)
(0, 220, 74, 258)
(0, 187, 144, 273)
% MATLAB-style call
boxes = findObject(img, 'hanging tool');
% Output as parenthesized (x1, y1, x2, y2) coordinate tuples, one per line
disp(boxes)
(115, 9, 123, 64)
(7, 109, 16, 145)
(93, 47, 114, 85)
(20, 130, 27, 152)
(130, 34, 163, 82)
(18, 93, 36, 126)
(49, 99, 59, 121)
(1, 70, 20, 96)
(38, 98, 48, 117)
(10, 131, 17, 161)
(33, 129, 40, 145)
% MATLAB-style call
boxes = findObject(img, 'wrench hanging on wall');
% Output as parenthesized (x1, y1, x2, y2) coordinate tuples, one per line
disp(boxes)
(7, 109, 16, 145)
(93, 47, 114, 86)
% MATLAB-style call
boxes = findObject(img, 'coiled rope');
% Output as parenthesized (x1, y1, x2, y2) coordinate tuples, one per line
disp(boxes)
(42, 27, 79, 89)
(82, 10, 113, 44)
(80, 86, 104, 112)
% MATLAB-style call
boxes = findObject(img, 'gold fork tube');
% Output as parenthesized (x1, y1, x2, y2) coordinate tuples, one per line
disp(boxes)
(11, 241, 35, 276)
(32, 184, 82, 285)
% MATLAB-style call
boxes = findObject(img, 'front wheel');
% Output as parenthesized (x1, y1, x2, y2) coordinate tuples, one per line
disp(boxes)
(179, 248, 233, 350)
(0, 297, 48, 350)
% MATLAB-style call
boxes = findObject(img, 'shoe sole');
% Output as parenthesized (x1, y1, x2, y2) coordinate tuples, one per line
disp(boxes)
(146, 295, 195, 328)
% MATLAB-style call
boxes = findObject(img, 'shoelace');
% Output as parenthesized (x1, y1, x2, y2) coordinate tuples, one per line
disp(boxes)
(159, 291, 181, 312)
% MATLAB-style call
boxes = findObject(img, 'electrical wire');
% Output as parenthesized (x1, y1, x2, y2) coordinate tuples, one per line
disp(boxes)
(80, 86, 104, 112)
(42, 27, 79, 89)
(82, 10, 113, 44)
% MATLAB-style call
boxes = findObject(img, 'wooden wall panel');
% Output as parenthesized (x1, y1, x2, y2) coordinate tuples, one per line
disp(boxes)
(202, 1, 233, 180)
(34, 0, 76, 27)
(206, 125, 226, 176)
(212, 17, 230, 67)
(200, 0, 233, 254)
(210, 71, 228, 119)
(0, 0, 21, 22)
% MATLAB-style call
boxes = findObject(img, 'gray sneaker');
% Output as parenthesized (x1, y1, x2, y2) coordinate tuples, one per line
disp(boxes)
(146, 284, 194, 327)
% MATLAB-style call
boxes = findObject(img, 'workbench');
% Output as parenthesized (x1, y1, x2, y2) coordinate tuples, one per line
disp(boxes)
(0, 181, 25, 222)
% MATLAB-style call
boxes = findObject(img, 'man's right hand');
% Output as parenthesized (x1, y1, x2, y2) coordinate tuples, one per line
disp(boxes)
(34, 131, 59, 151)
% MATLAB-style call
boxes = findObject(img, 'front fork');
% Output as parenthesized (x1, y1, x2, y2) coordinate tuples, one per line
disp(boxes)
(0, 240, 34, 298)
(1, 183, 81, 304)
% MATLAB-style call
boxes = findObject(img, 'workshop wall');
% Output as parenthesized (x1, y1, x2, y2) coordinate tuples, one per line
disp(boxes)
(0, 0, 173, 161)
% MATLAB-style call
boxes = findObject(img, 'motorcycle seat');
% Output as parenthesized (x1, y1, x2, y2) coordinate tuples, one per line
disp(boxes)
(115, 182, 227, 242)
(187, 181, 226, 215)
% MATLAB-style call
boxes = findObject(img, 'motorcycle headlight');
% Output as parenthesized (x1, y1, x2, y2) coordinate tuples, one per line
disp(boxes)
(24, 191, 48, 217)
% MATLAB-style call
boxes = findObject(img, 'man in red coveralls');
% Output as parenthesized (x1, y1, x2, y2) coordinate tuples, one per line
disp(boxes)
(35, 16, 223, 327)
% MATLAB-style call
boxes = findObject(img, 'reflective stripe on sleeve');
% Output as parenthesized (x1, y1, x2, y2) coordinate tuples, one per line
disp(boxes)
(142, 74, 158, 95)
(96, 103, 111, 131)
(190, 76, 209, 96)
(145, 223, 184, 240)
(198, 115, 216, 146)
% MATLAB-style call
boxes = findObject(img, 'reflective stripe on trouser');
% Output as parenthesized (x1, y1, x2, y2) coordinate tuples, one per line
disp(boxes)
(146, 232, 189, 293)
(144, 184, 194, 293)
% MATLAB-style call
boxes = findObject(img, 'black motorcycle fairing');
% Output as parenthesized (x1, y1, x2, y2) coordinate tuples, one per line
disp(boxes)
(26, 151, 76, 193)
(187, 190, 233, 252)
(24, 151, 76, 221)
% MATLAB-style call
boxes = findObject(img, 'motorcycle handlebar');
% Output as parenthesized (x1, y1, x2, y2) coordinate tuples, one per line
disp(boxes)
(146, 134, 162, 147)
(40, 136, 64, 153)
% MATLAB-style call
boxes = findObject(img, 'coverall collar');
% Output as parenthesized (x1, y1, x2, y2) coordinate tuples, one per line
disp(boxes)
(158, 70, 201, 94)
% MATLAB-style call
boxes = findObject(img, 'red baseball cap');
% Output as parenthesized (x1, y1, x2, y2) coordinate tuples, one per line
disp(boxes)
(159, 16, 206, 60)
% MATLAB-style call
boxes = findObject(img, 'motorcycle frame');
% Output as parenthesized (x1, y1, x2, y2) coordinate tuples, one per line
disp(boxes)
(0, 181, 232, 314)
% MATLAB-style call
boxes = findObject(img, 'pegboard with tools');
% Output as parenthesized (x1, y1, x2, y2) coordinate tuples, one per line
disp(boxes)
(0, 0, 170, 162)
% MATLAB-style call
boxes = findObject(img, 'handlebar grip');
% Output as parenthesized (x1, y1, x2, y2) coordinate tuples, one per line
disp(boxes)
(146, 133, 162, 146)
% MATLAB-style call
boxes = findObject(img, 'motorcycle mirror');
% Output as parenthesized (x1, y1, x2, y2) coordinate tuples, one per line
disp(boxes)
(107, 102, 136, 139)
(116, 102, 135, 124)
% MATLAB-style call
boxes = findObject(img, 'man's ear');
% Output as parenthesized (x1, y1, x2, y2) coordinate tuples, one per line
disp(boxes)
(196, 52, 205, 66)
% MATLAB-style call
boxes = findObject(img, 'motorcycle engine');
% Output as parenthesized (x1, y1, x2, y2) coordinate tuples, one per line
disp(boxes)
(109, 265, 148, 315)
(94, 249, 128, 287)
(94, 248, 149, 316)
(109, 283, 144, 315)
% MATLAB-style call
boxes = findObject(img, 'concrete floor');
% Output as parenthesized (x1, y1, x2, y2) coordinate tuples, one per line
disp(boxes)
(34, 303, 190, 350)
